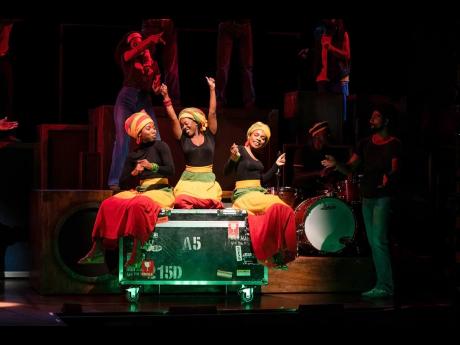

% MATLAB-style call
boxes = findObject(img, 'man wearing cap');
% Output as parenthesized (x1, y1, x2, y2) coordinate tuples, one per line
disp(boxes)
(291, 121, 350, 197)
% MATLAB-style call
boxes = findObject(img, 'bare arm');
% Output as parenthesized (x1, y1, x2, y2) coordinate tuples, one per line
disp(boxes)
(261, 153, 285, 183)
(123, 33, 165, 62)
(325, 32, 350, 61)
(206, 76, 217, 135)
(382, 157, 399, 187)
(321, 152, 359, 176)
(160, 83, 182, 140)
(0, 117, 18, 131)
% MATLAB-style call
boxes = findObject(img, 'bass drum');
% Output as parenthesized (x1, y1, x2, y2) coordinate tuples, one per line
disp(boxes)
(295, 196, 356, 255)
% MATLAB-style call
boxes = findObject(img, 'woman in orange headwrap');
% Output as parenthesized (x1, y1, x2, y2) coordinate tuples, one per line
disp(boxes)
(78, 111, 175, 265)
(224, 122, 297, 267)
(159, 77, 223, 209)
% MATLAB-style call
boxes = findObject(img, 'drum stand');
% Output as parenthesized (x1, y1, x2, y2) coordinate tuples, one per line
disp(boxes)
(275, 167, 281, 193)
(340, 236, 361, 256)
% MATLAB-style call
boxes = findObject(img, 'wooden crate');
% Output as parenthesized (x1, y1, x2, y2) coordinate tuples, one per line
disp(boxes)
(262, 256, 374, 293)
(38, 124, 89, 189)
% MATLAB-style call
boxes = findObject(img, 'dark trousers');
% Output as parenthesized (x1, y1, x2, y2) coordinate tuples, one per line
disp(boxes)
(216, 21, 255, 107)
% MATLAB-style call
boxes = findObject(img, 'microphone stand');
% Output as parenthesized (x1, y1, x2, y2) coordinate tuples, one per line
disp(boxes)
(275, 151, 281, 193)
(275, 167, 281, 193)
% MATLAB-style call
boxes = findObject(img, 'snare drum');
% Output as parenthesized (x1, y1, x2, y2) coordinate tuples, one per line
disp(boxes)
(266, 186, 300, 208)
(295, 196, 356, 255)
(336, 177, 361, 204)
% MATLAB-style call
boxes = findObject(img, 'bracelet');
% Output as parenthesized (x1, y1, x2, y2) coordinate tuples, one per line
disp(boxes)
(163, 99, 172, 107)
(151, 162, 159, 172)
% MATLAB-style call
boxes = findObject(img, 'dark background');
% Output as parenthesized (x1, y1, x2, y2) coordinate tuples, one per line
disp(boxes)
(5, 13, 459, 146)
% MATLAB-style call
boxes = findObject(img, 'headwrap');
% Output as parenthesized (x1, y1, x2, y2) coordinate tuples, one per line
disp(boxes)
(178, 107, 208, 132)
(124, 110, 154, 144)
(308, 121, 329, 137)
(246, 122, 271, 146)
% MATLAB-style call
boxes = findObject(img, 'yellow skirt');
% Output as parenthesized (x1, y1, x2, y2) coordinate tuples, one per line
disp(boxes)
(232, 191, 287, 215)
(114, 177, 175, 209)
(173, 165, 222, 202)
(174, 180, 222, 202)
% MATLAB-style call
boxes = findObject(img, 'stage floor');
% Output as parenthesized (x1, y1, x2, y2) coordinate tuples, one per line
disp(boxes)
(0, 278, 457, 330)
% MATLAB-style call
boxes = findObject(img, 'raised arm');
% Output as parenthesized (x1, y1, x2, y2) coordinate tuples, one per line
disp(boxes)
(206, 76, 217, 135)
(160, 83, 182, 140)
(0, 117, 18, 131)
(224, 143, 240, 176)
(123, 33, 165, 62)
(261, 153, 285, 184)
(324, 31, 350, 61)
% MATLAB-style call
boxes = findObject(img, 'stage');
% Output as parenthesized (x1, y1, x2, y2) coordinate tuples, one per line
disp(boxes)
(0, 278, 457, 330)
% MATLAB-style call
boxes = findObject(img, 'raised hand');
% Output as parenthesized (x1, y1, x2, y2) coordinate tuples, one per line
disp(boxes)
(152, 74, 161, 94)
(205, 76, 215, 90)
(159, 83, 169, 98)
(276, 153, 286, 167)
(230, 143, 240, 161)
(0, 117, 18, 131)
(148, 32, 166, 45)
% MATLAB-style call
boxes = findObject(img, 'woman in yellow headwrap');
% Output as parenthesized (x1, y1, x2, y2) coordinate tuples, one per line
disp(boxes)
(160, 77, 223, 208)
(78, 111, 175, 266)
(223, 122, 297, 267)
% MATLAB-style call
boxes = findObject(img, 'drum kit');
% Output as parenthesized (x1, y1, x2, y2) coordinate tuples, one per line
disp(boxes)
(267, 175, 365, 256)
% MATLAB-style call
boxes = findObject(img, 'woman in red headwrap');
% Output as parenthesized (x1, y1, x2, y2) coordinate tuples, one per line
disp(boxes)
(159, 77, 223, 209)
(78, 111, 175, 266)
(224, 122, 297, 267)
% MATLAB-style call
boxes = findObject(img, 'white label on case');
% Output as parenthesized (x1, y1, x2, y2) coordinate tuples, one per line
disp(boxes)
(237, 269, 251, 277)
(235, 245, 242, 261)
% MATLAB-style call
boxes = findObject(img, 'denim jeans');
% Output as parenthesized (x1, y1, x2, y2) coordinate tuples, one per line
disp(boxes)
(216, 20, 255, 107)
(107, 86, 161, 187)
(362, 196, 394, 293)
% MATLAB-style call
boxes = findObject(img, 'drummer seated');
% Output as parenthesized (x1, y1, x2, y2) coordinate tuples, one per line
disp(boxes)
(290, 144, 351, 198)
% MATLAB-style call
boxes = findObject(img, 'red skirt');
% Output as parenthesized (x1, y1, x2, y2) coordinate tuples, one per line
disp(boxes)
(92, 194, 161, 247)
(248, 203, 297, 264)
(174, 194, 224, 209)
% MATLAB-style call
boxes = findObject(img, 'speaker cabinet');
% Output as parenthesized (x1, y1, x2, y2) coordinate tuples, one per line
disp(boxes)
(30, 190, 120, 294)
(38, 124, 89, 189)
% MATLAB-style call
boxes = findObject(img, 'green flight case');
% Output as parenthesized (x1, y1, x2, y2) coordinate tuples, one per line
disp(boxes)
(119, 209, 268, 303)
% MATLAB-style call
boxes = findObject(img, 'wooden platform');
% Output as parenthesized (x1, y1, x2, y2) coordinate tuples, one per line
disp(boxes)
(262, 256, 375, 293)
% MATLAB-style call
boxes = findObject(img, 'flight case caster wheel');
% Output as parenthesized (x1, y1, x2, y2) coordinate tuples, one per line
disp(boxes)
(238, 285, 254, 303)
(125, 286, 140, 303)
